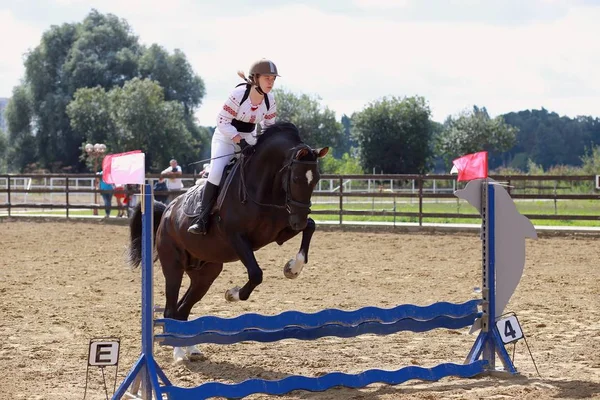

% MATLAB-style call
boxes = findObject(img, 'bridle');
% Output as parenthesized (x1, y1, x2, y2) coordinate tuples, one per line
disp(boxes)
(239, 150, 316, 214)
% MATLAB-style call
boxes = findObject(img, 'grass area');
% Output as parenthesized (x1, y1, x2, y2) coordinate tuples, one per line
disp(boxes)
(311, 197, 600, 227)
(2, 197, 598, 227)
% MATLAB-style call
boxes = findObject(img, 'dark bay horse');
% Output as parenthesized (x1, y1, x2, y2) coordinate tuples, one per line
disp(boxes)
(127, 122, 328, 359)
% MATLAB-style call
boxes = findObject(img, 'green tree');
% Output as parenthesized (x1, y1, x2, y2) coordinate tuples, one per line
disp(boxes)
(14, 9, 205, 172)
(352, 96, 433, 174)
(437, 106, 517, 168)
(273, 88, 343, 149)
(4, 85, 37, 171)
(501, 109, 600, 170)
(139, 45, 205, 115)
(109, 78, 192, 170)
(67, 86, 115, 147)
(22, 10, 140, 171)
(62, 10, 140, 92)
(333, 114, 358, 158)
(320, 152, 363, 174)
(0, 129, 7, 172)
(581, 145, 600, 175)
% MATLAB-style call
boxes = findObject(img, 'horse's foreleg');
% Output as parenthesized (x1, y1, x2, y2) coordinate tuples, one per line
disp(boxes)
(226, 233, 263, 302)
(277, 218, 316, 279)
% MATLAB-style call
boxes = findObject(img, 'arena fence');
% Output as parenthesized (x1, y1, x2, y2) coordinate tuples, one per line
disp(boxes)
(0, 173, 598, 225)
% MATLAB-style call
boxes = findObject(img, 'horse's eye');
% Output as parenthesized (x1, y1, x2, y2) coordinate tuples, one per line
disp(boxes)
(292, 176, 299, 183)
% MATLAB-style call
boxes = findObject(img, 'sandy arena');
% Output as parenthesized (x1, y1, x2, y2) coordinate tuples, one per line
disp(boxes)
(0, 220, 599, 400)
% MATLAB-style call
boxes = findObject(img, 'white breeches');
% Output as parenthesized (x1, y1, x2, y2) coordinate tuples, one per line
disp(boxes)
(207, 135, 238, 186)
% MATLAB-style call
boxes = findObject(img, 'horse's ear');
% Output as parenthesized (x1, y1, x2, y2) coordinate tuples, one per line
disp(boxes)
(295, 148, 310, 159)
(314, 147, 329, 158)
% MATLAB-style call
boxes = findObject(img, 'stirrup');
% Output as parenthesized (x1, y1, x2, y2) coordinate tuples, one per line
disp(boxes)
(188, 216, 208, 235)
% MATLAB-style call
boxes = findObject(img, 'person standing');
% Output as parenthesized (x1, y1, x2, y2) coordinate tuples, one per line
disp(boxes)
(97, 171, 114, 218)
(161, 159, 184, 204)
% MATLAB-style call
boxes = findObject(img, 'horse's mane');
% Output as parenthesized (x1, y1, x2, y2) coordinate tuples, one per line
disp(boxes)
(256, 122, 302, 147)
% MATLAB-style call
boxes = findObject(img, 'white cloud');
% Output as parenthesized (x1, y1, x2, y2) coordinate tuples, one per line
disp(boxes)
(0, 1, 599, 125)
(0, 9, 42, 95)
(353, 0, 411, 10)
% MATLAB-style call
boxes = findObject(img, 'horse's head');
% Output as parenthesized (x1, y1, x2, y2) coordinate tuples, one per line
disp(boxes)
(283, 144, 329, 230)
(253, 123, 329, 230)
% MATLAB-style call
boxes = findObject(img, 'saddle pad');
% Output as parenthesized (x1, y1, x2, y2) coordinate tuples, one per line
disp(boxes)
(181, 157, 243, 217)
(182, 184, 204, 217)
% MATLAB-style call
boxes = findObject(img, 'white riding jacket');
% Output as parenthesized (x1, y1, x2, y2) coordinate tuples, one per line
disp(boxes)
(214, 85, 277, 145)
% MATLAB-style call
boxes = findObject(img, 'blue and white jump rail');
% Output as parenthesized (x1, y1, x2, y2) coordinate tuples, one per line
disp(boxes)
(113, 178, 535, 400)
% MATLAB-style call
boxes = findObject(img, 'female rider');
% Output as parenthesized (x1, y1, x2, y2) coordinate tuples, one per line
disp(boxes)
(188, 59, 279, 234)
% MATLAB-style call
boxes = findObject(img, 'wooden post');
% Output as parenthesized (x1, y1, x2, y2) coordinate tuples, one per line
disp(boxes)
(93, 158, 99, 216)
(339, 176, 343, 225)
(66, 177, 70, 219)
(418, 176, 423, 226)
(7, 176, 11, 217)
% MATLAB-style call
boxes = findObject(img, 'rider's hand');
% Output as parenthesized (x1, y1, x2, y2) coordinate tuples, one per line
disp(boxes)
(232, 134, 242, 144)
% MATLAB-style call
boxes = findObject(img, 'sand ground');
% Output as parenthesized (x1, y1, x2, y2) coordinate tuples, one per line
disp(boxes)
(0, 220, 599, 399)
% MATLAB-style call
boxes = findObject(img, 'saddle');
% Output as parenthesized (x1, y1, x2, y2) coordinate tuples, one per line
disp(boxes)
(182, 157, 243, 217)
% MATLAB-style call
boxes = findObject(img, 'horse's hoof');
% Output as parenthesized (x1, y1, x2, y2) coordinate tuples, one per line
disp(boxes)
(225, 286, 241, 302)
(284, 259, 299, 279)
(173, 347, 187, 363)
(185, 346, 205, 361)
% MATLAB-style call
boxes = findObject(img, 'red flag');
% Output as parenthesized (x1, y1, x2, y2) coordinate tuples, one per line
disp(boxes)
(451, 151, 488, 182)
(102, 150, 144, 184)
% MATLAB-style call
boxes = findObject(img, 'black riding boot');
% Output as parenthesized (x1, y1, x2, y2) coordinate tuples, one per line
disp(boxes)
(188, 182, 219, 235)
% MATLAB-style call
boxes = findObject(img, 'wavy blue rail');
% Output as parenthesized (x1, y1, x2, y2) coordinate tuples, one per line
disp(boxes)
(156, 313, 480, 346)
(161, 360, 488, 400)
(156, 300, 481, 337)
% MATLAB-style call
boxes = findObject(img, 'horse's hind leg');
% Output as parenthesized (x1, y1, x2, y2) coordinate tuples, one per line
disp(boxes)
(172, 261, 223, 361)
(157, 240, 186, 321)
(277, 218, 316, 279)
(176, 262, 223, 320)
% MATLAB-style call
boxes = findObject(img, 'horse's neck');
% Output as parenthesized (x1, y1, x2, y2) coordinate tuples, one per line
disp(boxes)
(245, 142, 290, 201)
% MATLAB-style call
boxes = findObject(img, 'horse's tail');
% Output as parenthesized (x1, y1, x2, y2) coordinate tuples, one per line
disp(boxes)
(127, 201, 167, 268)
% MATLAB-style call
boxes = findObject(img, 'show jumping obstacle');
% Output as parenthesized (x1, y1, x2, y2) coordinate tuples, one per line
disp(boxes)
(113, 178, 533, 400)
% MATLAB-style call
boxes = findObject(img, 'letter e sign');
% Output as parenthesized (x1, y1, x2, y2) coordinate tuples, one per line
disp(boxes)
(88, 340, 120, 366)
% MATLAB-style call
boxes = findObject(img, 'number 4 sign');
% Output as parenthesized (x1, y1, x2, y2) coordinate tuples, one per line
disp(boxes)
(496, 315, 524, 344)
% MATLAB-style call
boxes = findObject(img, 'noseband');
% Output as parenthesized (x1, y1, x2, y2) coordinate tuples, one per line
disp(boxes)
(240, 150, 316, 214)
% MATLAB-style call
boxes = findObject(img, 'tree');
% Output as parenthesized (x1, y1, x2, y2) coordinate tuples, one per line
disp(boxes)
(67, 86, 115, 147)
(14, 9, 205, 172)
(22, 10, 140, 171)
(62, 10, 140, 92)
(580, 145, 600, 175)
(139, 45, 205, 116)
(4, 85, 37, 171)
(273, 88, 343, 149)
(352, 96, 433, 174)
(108, 78, 192, 170)
(437, 106, 517, 168)
(500, 109, 600, 170)
(0, 129, 7, 172)
(333, 114, 359, 158)
(320, 152, 363, 174)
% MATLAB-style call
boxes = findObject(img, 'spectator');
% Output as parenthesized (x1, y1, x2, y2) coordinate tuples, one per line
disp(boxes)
(124, 184, 140, 217)
(97, 171, 114, 218)
(153, 177, 169, 204)
(161, 159, 184, 204)
(114, 184, 127, 217)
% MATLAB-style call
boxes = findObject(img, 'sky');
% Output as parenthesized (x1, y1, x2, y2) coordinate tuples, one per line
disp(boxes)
(1, 0, 599, 126)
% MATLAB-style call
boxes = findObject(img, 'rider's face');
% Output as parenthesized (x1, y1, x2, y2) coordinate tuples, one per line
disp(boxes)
(257, 74, 276, 93)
